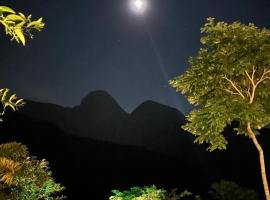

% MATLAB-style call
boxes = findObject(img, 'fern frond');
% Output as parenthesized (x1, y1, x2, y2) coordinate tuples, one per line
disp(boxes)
(0, 88, 25, 117)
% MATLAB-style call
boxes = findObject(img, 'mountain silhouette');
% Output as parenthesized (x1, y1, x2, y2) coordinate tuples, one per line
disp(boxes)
(20, 90, 199, 157)
(22, 90, 129, 143)
(128, 100, 197, 157)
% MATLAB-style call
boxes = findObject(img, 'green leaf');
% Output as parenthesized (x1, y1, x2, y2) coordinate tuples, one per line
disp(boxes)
(0, 6, 15, 14)
(8, 94, 17, 102)
(26, 21, 40, 28)
(1, 88, 9, 102)
(14, 27, 25, 45)
(5, 14, 24, 22)
(15, 99, 24, 106)
(18, 12, 26, 19)
(4, 102, 15, 111)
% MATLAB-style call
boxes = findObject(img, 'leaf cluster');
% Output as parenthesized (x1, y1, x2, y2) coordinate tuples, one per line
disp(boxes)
(110, 185, 167, 200)
(110, 186, 201, 200)
(0, 143, 65, 200)
(0, 5, 45, 45)
(0, 88, 25, 122)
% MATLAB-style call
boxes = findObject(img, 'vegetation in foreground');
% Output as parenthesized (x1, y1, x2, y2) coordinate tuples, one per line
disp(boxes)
(0, 4, 65, 200)
(110, 180, 259, 200)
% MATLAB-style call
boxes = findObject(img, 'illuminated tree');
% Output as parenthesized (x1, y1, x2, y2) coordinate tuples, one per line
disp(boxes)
(170, 18, 270, 200)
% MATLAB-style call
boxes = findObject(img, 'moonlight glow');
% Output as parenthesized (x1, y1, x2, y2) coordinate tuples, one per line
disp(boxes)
(130, 0, 147, 14)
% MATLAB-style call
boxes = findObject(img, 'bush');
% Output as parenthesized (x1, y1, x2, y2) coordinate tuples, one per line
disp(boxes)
(0, 142, 65, 200)
(110, 185, 166, 200)
(109, 185, 201, 200)
(209, 180, 258, 200)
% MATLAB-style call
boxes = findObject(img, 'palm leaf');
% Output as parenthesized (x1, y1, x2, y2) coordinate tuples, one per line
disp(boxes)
(0, 157, 21, 186)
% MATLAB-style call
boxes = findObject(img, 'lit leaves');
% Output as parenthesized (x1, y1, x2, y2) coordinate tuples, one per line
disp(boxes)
(0, 142, 28, 162)
(170, 18, 270, 151)
(0, 5, 45, 45)
(0, 6, 15, 14)
(0, 88, 25, 121)
(183, 103, 230, 151)
(0, 142, 65, 199)
(0, 157, 21, 186)
(110, 185, 167, 200)
(0, 143, 27, 186)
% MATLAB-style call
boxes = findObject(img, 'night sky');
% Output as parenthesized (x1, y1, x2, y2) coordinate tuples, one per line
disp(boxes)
(0, 0, 270, 114)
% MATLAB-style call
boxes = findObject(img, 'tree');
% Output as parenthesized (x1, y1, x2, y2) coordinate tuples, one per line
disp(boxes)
(169, 18, 270, 200)
(209, 180, 258, 200)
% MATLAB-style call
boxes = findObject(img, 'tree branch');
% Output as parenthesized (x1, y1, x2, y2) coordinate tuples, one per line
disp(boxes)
(245, 67, 270, 104)
(222, 76, 245, 99)
(256, 67, 270, 86)
(223, 89, 243, 96)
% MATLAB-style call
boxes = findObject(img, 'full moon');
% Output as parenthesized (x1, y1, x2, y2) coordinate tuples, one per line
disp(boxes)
(130, 0, 147, 14)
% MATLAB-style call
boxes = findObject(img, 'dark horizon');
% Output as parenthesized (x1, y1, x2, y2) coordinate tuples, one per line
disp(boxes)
(24, 89, 188, 114)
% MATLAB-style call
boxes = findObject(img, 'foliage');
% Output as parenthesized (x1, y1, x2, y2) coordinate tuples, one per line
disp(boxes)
(0, 142, 28, 161)
(0, 88, 25, 122)
(209, 180, 258, 200)
(110, 185, 167, 200)
(166, 189, 201, 200)
(110, 181, 259, 200)
(0, 142, 65, 200)
(169, 17, 270, 151)
(0, 5, 45, 45)
(0, 156, 20, 185)
(109, 186, 201, 200)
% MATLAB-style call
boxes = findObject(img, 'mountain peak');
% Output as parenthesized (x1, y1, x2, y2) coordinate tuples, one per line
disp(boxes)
(80, 90, 117, 107)
(132, 100, 180, 114)
(131, 100, 186, 124)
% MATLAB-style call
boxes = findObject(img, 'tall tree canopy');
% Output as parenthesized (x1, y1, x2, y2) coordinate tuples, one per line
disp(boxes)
(170, 18, 270, 200)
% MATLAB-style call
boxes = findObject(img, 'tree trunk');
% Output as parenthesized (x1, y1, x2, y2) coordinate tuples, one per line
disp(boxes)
(247, 122, 270, 200)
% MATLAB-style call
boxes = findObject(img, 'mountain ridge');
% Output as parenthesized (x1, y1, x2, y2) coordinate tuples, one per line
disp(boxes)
(20, 90, 189, 156)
